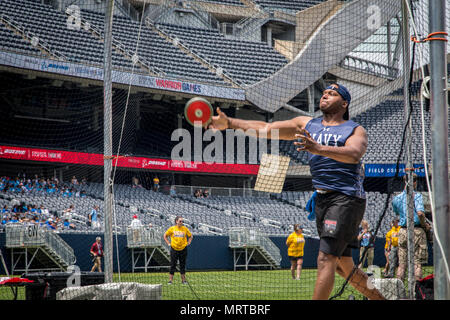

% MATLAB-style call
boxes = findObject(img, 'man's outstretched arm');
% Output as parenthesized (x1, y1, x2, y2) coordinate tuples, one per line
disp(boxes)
(209, 107, 311, 140)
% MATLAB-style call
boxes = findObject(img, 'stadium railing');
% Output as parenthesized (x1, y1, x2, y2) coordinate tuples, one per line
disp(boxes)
(5, 223, 76, 271)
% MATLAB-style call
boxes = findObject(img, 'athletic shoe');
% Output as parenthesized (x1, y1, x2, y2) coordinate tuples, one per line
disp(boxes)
(182, 281, 188, 285)
(168, 281, 172, 285)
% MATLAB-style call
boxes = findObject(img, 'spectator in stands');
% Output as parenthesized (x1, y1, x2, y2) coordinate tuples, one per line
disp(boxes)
(1, 214, 10, 226)
(357, 220, 374, 268)
(132, 176, 142, 189)
(286, 224, 305, 281)
(90, 236, 103, 272)
(129, 214, 143, 244)
(203, 189, 210, 198)
(10, 215, 19, 224)
(62, 187, 73, 197)
(30, 215, 39, 225)
(164, 216, 193, 285)
(63, 204, 75, 220)
(208, 83, 385, 300)
(89, 205, 100, 230)
(170, 185, 177, 196)
(71, 176, 79, 185)
(194, 189, 203, 198)
(393, 174, 428, 282)
(45, 217, 57, 231)
(63, 219, 76, 230)
(153, 176, 160, 192)
(385, 218, 401, 278)
(38, 204, 49, 218)
(46, 185, 56, 195)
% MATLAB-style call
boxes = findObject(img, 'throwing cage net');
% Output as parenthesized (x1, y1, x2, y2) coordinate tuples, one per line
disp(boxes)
(0, 0, 448, 302)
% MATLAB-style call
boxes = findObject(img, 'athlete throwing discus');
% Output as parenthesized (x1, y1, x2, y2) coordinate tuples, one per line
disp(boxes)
(209, 83, 385, 300)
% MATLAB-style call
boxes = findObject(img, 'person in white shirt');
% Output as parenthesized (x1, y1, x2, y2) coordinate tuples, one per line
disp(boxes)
(130, 215, 143, 244)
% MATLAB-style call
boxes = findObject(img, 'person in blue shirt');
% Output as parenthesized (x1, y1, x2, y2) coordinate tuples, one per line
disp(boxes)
(208, 83, 385, 300)
(89, 205, 100, 230)
(46, 186, 55, 194)
(9, 215, 19, 223)
(392, 174, 428, 282)
(357, 220, 375, 268)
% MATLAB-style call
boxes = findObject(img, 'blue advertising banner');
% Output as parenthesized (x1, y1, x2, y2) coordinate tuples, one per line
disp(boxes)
(364, 163, 427, 177)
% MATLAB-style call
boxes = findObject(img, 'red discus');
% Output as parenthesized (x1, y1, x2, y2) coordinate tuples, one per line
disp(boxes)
(184, 97, 213, 127)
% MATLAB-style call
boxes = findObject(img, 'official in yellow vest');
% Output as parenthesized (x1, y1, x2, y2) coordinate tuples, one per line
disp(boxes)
(386, 218, 401, 278)
(286, 224, 305, 280)
(164, 216, 193, 284)
(383, 222, 393, 276)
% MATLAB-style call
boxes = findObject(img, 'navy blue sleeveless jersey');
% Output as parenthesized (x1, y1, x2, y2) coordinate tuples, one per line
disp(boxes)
(304, 117, 365, 199)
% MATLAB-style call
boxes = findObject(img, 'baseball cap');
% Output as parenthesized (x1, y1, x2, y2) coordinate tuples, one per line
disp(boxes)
(326, 84, 351, 120)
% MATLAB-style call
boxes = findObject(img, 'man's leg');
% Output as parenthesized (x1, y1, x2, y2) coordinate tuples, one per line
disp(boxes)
(179, 248, 187, 283)
(383, 250, 390, 275)
(296, 258, 303, 280)
(169, 248, 177, 282)
(290, 260, 296, 279)
(358, 247, 364, 268)
(414, 228, 427, 281)
(387, 247, 398, 278)
(312, 251, 339, 300)
(397, 229, 407, 281)
(368, 247, 374, 267)
(336, 256, 385, 300)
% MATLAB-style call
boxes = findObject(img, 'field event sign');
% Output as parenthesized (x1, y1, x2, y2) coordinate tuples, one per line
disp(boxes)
(364, 163, 427, 177)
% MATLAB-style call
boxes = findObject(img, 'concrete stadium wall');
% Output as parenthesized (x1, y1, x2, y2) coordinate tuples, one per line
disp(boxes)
(0, 232, 420, 275)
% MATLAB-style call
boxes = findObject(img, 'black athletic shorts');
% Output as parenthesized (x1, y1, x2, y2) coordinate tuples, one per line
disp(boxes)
(289, 255, 303, 262)
(315, 191, 366, 258)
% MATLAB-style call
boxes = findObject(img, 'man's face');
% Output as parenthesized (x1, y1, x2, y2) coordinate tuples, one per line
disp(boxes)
(319, 86, 347, 114)
(176, 218, 184, 227)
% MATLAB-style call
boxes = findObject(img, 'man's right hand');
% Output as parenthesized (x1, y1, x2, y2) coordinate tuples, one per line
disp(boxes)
(209, 108, 229, 131)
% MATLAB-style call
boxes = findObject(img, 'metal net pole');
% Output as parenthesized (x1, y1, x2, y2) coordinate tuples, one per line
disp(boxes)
(401, 0, 416, 299)
(103, 0, 115, 284)
(429, 0, 450, 300)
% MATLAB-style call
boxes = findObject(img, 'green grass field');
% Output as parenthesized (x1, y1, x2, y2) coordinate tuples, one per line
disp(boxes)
(0, 267, 433, 300)
(0, 268, 362, 300)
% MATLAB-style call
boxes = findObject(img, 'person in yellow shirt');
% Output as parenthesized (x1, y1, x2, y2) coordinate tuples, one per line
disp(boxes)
(386, 218, 401, 278)
(164, 216, 193, 284)
(286, 224, 305, 280)
(383, 223, 393, 276)
(153, 176, 160, 192)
